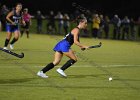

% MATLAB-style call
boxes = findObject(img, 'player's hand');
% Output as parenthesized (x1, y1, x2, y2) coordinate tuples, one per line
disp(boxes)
(22, 21, 26, 26)
(23, 22, 26, 26)
(11, 22, 16, 25)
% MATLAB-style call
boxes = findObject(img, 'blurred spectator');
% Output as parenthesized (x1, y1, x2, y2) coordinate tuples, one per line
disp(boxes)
(138, 17, 140, 37)
(80, 14, 89, 37)
(74, 9, 80, 19)
(130, 18, 136, 40)
(36, 10, 45, 33)
(121, 16, 130, 40)
(98, 14, 105, 38)
(0, 3, 1, 32)
(111, 14, 121, 39)
(63, 13, 70, 35)
(47, 11, 56, 34)
(104, 15, 110, 39)
(0, 5, 9, 31)
(21, 8, 32, 38)
(56, 11, 63, 34)
(85, 10, 92, 22)
(92, 14, 100, 38)
(0, 20, 1, 31)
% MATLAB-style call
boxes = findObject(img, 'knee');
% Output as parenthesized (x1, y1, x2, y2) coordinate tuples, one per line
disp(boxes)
(53, 60, 61, 66)
(7, 34, 12, 39)
(14, 35, 19, 39)
(73, 58, 77, 62)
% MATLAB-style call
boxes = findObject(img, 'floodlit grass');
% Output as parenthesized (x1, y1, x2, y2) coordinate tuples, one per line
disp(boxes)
(0, 32, 140, 100)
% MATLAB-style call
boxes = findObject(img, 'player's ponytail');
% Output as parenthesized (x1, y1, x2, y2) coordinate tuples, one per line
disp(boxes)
(75, 15, 87, 24)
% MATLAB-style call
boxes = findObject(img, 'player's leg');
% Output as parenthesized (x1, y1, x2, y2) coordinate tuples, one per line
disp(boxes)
(37, 51, 63, 78)
(42, 51, 63, 72)
(4, 25, 12, 49)
(56, 49, 77, 77)
(20, 26, 25, 37)
(62, 49, 77, 70)
(4, 32, 12, 49)
(26, 29, 29, 38)
(10, 30, 20, 49)
(25, 22, 30, 38)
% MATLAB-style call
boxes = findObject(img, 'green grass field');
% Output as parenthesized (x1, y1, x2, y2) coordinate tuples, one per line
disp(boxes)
(0, 32, 140, 100)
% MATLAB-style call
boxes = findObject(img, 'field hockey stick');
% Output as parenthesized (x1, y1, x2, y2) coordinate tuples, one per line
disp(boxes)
(0, 47, 24, 58)
(81, 42, 102, 51)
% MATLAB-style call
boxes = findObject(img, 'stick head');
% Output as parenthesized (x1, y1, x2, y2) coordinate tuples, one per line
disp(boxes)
(81, 48, 86, 51)
(19, 53, 24, 58)
(99, 42, 102, 47)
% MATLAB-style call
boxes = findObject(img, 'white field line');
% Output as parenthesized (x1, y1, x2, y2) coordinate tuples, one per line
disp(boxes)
(36, 65, 140, 68)
(102, 65, 140, 67)
(0, 64, 140, 68)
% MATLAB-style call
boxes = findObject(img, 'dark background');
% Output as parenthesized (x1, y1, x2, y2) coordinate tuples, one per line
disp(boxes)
(0, 0, 140, 19)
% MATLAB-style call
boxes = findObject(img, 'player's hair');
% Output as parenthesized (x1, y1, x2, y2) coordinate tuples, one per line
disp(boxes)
(24, 8, 28, 11)
(15, 3, 22, 6)
(76, 15, 87, 24)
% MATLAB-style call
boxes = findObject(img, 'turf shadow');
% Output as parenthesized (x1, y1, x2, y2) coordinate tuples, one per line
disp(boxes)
(115, 78, 140, 82)
(68, 74, 108, 78)
(0, 78, 35, 84)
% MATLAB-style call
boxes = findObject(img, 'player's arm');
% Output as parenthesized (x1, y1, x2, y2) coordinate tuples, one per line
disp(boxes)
(29, 14, 32, 25)
(21, 12, 26, 25)
(72, 28, 88, 49)
(6, 11, 15, 25)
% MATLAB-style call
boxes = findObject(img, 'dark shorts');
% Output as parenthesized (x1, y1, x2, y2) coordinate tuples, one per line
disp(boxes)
(21, 22, 30, 29)
(6, 24, 19, 32)
(53, 39, 71, 53)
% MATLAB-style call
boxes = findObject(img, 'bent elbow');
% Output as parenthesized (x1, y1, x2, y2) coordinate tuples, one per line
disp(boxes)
(6, 16, 9, 20)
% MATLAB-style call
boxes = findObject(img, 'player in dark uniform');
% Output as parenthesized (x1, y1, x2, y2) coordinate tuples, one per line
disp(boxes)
(20, 8, 31, 38)
(37, 16, 89, 78)
(3, 3, 25, 50)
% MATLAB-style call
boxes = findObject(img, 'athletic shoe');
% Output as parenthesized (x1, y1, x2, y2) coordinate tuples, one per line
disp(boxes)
(56, 68, 67, 77)
(37, 71, 48, 78)
(3, 47, 8, 50)
(10, 44, 14, 50)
